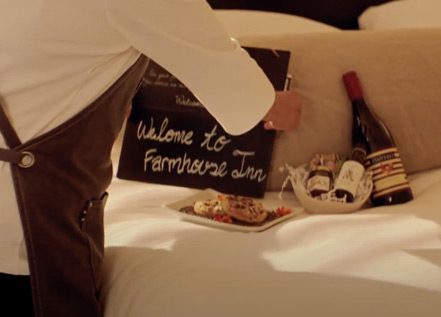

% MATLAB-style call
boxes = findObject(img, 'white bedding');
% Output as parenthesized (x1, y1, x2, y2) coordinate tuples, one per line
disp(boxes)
(101, 167, 441, 317)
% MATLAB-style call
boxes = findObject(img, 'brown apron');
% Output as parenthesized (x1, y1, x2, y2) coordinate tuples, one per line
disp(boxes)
(0, 55, 148, 317)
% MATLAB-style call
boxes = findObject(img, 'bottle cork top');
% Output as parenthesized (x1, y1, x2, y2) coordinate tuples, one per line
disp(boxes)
(342, 71, 364, 101)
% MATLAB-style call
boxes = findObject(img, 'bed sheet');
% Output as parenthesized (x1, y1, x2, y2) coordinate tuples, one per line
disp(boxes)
(101, 167, 441, 317)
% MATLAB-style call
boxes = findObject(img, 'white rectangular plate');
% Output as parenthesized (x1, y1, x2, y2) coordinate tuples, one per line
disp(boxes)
(166, 189, 303, 232)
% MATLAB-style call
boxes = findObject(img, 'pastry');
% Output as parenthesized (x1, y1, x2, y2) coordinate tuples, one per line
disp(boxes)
(217, 194, 268, 223)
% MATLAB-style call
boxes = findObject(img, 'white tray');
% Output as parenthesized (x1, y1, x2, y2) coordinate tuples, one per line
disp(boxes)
(166, 189, 303, 232)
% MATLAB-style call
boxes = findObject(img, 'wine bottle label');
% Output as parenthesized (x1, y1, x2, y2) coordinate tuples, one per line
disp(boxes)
(334, 160, 365, 196)
(365, 147, 411, 198)
(306, 175, 331, 193)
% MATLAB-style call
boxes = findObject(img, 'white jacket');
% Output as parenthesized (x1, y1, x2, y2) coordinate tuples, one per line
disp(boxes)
(0, 0, 274, 274)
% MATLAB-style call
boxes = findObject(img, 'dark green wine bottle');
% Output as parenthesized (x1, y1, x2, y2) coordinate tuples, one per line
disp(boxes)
(342, 71, 413, 206)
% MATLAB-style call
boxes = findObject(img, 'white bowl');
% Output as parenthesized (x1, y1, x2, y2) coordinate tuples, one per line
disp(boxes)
(285, 164, 373, 214)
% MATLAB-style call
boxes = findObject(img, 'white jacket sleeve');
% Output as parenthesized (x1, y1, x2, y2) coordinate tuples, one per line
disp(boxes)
(105, 0, 275, 135)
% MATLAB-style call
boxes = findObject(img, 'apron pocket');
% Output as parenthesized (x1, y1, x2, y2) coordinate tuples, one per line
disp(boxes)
(80, 192, 108, 291)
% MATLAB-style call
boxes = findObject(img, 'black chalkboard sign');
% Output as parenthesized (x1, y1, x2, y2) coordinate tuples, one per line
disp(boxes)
(117, 47, 290, 197)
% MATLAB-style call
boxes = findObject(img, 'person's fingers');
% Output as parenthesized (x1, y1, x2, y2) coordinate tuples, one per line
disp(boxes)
(263, 90, 303, 131)
(264, 105, 302, 131)
(263, 120, 275, 130)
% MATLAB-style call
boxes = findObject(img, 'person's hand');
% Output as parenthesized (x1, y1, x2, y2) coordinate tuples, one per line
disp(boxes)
(263, 90, 302, 131)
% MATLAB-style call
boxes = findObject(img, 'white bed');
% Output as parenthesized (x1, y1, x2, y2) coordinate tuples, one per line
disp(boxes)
(101, 1, 441, 316)
(101, 167, 441, 317)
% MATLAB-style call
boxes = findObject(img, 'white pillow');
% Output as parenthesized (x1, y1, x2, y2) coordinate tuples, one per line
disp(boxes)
(214, 9, 340, 38)
(359, 0, 441, 30)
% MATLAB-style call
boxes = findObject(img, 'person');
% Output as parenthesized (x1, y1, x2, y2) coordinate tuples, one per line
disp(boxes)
(0, 1, 302, 316)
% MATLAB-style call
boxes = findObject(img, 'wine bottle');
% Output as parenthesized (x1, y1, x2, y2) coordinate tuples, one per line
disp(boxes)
(342, 71, 413, 206)
(306, 165, 333, 198)
(306, 153, 335, 198)
(334, 110, 368, 203)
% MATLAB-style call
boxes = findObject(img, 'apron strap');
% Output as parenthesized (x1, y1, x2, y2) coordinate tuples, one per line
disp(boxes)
(0, 148, 35, 168)
(0, 148, 24, 164)
(0, 99, 23, 148)
(0, 99, 34, 167)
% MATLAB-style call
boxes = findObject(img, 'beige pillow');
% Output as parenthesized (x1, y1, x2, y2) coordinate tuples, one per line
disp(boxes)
(214, 9, 340, 38)
(239, 28, 441, 190)
(359, 0, 441, 30)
